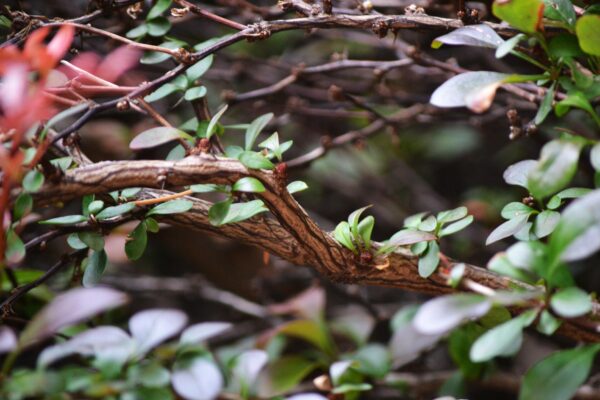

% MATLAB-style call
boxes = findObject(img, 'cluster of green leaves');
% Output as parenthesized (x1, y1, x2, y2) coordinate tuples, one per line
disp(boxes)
(431, 0, 600, 127)
(39, 191, 193, 285)
(130, 108, 306, 226)
(334, 206, 472, 276)
(126, 0, 173, 40)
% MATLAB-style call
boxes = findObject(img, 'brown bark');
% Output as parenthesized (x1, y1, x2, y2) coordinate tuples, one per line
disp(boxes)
(29, 155, 600, 342)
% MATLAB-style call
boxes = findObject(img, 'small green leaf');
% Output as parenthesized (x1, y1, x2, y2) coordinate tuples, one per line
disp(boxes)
(219, 201, 268, 225)
(537, 310, 561, 335)
(232, 177, 265, 193)
(208, 200, 232, 226)
(239, 151, 275, 170)
(404, 212, 427, 228)
(486, 214, 530, 245)
(348, 206, 371, 239)
(206, 105, 228, 139)
(125, 222, 148, 260)
(334, 221, 357, 253)
(469, 310, 537, 362)
(430, 71, 510, 113)
(440, 215, 473, 237)
(555, 92, 600, 126)
(83, 250, 108, 287)
(146, 199, 193, 216)
(418, 215, 437, 232)
(130, 127, 192, 150)
(96, 203, 136, 220)
(245, 113, 273, 150)
(14, 193, 33, 220)
(534, 210, 560, 238)
(496, 33, 525, 58)
(144, 83, 179, 102)
(183, 86, 207, 101)
(87, 200, 104, 215)
(418, 241, 440, 278)
(147, 17, 171, 37)
(437, 207, 468, 224)
(23, 170, 44, 193)
(141, 41, 183, 64)
(448, 263, 465, 288)
(50, 157, 73, 172)
(501, 202, 534, 219)
(6, 229, 25, 264)
(503, 159, 537, 188)
(147, 0, 172, 20)
(550, 287, 592, 318)
(493, 0, 544, 33)
(278, 319, 334, 355)
(40, 215, 87, 225)
(576, 14, 600, 56)
(122, 188, 142, 199)
(145, 217, 160, 233)
(287, 181, 308, 194)
(519, 345, 600, 400)
(528, 136, 584, 200)
(67, 233, 88, 250)
(126, 24, 148, 39)
(186, 55, 214, 81)
(534, 83, 555, 125)
(78, 232, 105, 252)
(543, 0, 576, 26)
(432, 24, 504, 49)
(358, 215, 375, 249)
(190, 184, 220, 193)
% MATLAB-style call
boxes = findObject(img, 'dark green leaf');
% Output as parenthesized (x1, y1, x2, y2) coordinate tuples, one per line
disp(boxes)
(14, 193, 33, 220)
(146, 17, 171, 37)
(145, 217, 159, 233)
(256, 356, 318, 397)
(78, 232, 105, 251)
(67, 233, 88, 250)
(126, 24, 148, 39)
(519, 345, 600, 400)
(534, 83, 555, 125)
(418, 241, 440, 278)
(543, 0, 576, 26)
(209, 200, 232, 226)
(130, 127, 191, 150)
(239, 151, 275, 170)
(206, 105, 228, 139)
(23, 170, 44, 193)
(245, 113, 273, 150)
(96, 203, 136, 220)
(6, 229, 25, 264)
(183, 86, 207, 101)
(147, 0, 171, 20)
(125, 222, 148, 260)
(186, 55, 214, 81)
(83, 250, 108, 287)
(146, 199, 193, 216)
(232, 177, 265, 193)
(40, 215, 87, 225)
(144, 83, 179, 102)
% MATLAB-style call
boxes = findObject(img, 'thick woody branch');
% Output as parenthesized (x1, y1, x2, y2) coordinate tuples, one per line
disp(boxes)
(29, 156, 600, 342)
